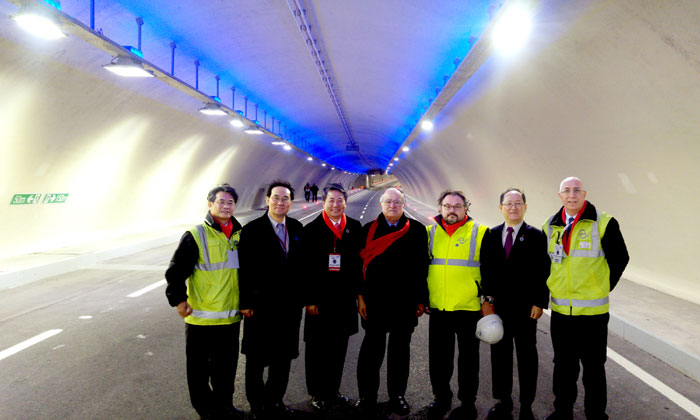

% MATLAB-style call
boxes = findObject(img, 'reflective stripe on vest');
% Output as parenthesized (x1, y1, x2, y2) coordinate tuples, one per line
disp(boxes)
(193, 224, 240, 271)
(429, 223, 481, 267)
(551, 296, 609, 308)
(191, 309, 240, 319)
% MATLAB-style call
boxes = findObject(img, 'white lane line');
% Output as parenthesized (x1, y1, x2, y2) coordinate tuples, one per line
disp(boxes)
(607, 349, 700, 418)
(0, 329, 62, 361)
(542, 310, 700, 418)
(300, 208, 324, 221)
(127, 279, 166, 298)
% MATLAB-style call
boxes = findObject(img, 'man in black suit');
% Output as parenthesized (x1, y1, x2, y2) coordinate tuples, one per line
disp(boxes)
(481, 188, 551, 420)
(239, 180, 304, 419)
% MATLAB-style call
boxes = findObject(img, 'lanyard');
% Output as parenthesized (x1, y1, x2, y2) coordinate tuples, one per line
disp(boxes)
(276, 222, 287, 254)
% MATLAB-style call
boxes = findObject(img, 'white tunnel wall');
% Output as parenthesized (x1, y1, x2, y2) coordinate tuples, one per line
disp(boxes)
(0, 36, 359, 259)
(395, 0, 700, 304)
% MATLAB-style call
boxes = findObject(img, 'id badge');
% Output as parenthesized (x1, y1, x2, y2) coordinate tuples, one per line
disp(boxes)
(227, 249, 240, 269)
(329, 253, 341, 272)
(552, 244, 563, 264)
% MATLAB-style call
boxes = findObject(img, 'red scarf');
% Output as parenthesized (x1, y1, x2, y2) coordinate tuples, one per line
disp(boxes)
(437, 215, 468, 237)
(562, 201, 587, 255)
(322, 210, 346, 240)
(215, 216, 233, 239)
(359, 217, 410, 280)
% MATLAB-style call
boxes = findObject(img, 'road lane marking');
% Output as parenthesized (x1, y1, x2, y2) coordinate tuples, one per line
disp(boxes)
(300, 208, 323, 221)
(127, 279, 166, 297)
(542, 309, 700, 418)
(0, 329, 62, 361)
(607, 348, 700, 418)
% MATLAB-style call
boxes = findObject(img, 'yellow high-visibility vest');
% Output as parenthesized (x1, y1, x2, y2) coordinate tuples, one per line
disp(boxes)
(186, 223, 242, 325)
(426, 220, 487, 311)
(543, 212, 612, 316)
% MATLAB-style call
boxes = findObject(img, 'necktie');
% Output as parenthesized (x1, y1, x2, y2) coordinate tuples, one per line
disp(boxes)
(568, 216, 574, 226)
(505, 226, 514, 259)
(276, 223, 286, 251)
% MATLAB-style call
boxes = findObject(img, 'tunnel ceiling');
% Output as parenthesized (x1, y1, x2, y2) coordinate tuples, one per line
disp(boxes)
(2, 0, 500, 173)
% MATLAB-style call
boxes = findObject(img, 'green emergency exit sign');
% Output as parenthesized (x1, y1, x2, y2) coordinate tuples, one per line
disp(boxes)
(10, 193, 69, 205)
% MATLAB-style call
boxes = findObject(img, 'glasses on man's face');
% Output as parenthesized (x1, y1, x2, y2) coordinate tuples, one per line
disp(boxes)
(382, 200, 403, 207)
(270, 196, 291, 203)
(215, 200, 234, 207)
(442, 204, 464, 211)
(502, 202, 524, 209)
(560, 188, 583, 196)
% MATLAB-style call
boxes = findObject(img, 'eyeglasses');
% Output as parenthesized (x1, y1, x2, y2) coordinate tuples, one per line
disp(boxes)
(501, 202, 524, 208)
(441, 204, 464, 211)
(269, 196, 291, 203)
(560, 188, 583, 196)
(382, 200, 403, 206)
(215, 200, 234, 207)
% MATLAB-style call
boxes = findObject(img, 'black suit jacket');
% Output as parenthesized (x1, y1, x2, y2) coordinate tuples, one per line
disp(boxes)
(239, 212, 304, 361)
(480, 221, 550, 316)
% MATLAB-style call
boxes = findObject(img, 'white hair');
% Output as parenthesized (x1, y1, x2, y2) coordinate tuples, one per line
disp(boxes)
(380, 187, 405, 203)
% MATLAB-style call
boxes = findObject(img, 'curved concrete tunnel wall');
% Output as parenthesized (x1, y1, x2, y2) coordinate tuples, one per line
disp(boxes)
(0, 36, 360, 260)
(395, 0, 700, 305)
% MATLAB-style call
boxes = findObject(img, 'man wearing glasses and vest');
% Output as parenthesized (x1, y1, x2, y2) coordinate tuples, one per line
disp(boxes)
(426, 190, 488, 420)
(165, 183, 244, 420)
(543, 177, 629, 420)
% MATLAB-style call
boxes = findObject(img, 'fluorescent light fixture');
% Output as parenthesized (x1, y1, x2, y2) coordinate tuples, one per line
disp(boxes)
(244, 125, 264, 134)
(492, 4, 532, 53)
(230, 118, 245, 128)
(12, 3, 66, 40)
(103, 55, 154, 77)
(307, 157, 313, 161)
(402, 146, 410, 152)
(421, 120, 434, 131)
(283, 145, 292, 151)
(199, 102, 227, 116)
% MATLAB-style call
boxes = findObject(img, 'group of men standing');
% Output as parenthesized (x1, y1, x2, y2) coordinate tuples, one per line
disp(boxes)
(165, 176, 628, 420)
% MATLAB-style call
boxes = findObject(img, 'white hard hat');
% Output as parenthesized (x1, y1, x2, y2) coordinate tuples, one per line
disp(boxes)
(475, 314, 504, 344)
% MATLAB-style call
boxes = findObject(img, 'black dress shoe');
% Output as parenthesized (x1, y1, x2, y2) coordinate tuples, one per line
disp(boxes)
(545, 412, 572, 420)
(266, 401, 293, 417)
(310, 396, 327, 411)
(487, 401, 513, 420)
(331, 393, 351, 406)
(355, 398, 377, 417)
(448, 404, 477, 420)
(219, 405, 242, 419)
(390, 395, 410, 416)
(427, 399, 452, 418)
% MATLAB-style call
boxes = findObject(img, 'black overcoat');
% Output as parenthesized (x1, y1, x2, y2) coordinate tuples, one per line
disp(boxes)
(480, 221, 551, 317)
(301, 213, 363, 341)
(238, 212, 304, 363)
(360, 213, 429, 330)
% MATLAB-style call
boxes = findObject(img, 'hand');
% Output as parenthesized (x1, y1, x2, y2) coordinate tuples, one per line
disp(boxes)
(176, 301, 192, 318)
(306, 305, 319, 315)
(416, 303, 425, 317)
(530, 305, 543, 320)
(240, 309, 254, 318)
(481, 301, 495, 316)
(357, 294, 367, 321)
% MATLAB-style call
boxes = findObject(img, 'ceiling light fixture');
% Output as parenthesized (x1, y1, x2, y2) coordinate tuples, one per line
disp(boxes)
(421, 120, 434, 131)
(394, 157, 399, 161)
(230, 118, 245, 128)
(283, 145, 292, 151)
(244, 125, 264, 135)
(322, 163, 327, 167)
(103, 55, 154, 77)
(12, 1, 66, 40)
(403, 146, 410, 152)
(272, 141, 286, 146)
(492, 3, 532, 54)
(199, 102, 227, 116)
(307, 157, 313, 161)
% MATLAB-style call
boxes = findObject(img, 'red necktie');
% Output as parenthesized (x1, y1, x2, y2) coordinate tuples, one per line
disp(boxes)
(505, 226, 514, 258)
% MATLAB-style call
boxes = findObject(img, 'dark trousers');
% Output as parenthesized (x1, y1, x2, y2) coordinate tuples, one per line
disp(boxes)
(491, 312, 538, 407)
(305, 334, 350, 399)
(185, 322, 240, 417)
(245, 355, 293, 410)
(357, 325, 414, 400)
(550, 311, 610, 420)
(428, 310, 481, 404)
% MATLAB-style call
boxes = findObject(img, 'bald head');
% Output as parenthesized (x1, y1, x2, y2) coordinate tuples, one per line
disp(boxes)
(558, 176, 587, 214)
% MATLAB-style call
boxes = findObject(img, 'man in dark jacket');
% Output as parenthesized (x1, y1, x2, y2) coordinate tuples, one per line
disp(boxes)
(165, 183, 243, 420)
(481, 188, 551, 420)
(356, 187, 429, 418)
(301, 183, 363, 412)
(238, 180, 304, 419)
